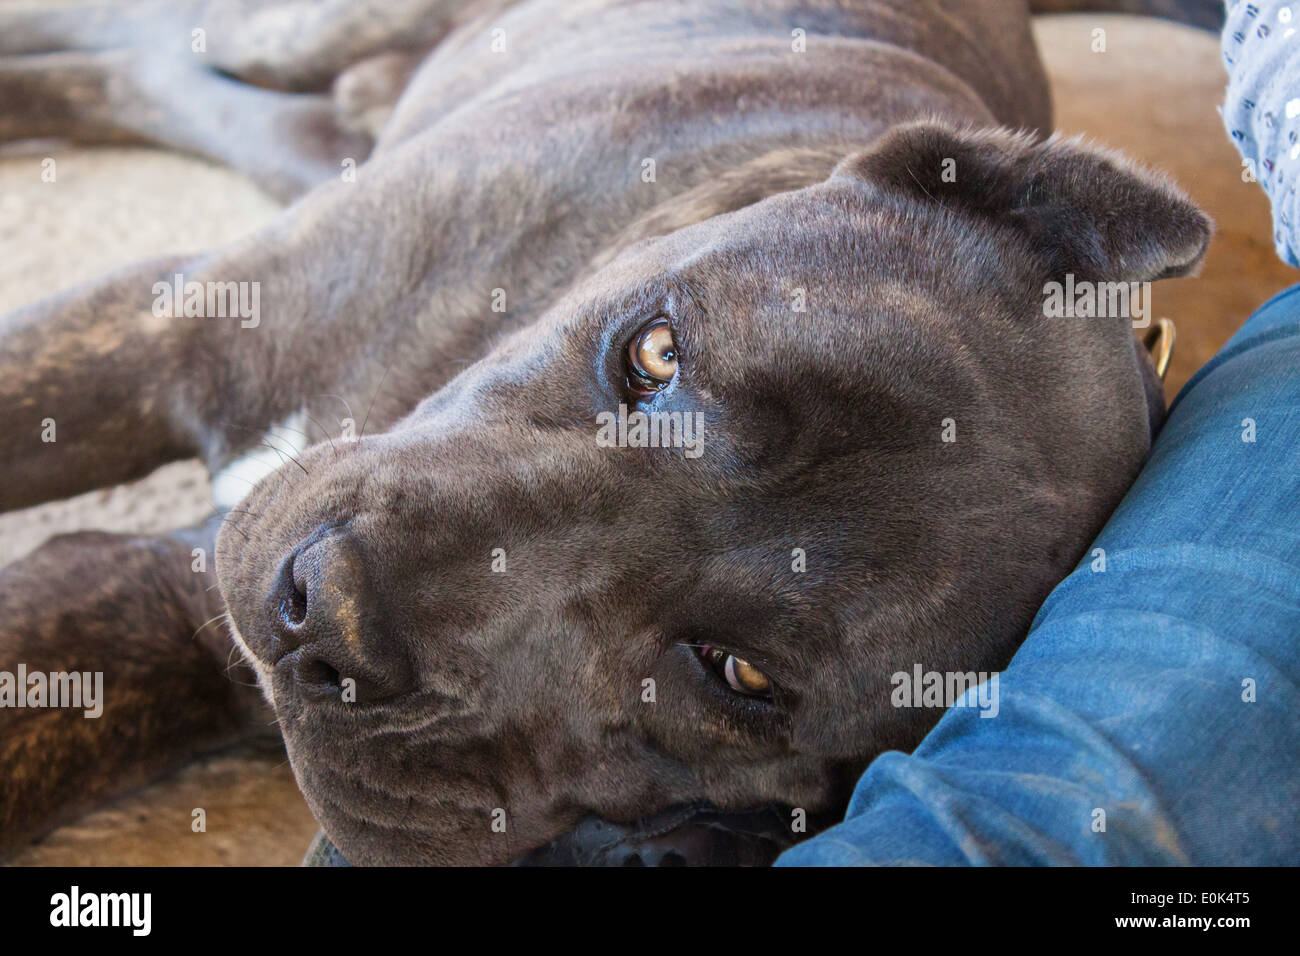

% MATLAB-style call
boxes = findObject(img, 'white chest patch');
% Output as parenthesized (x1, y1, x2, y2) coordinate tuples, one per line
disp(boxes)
(211, 413, 310, 510)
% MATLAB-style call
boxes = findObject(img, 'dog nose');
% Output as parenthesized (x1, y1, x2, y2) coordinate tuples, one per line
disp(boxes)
(266, 527, 415, 702)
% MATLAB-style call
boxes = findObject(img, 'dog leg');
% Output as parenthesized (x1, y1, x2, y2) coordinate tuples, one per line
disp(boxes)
(0, 1, 195, 57)
(0, 0, 455, 89)
(0, 0, 472, 196)
(0, 518, 272, 858)
(195, 0, 467, 93)
(0, 50, 373, 200)
(0, 252, 203, 510)
(0, 133, 450, 512)
(331, 51, 424, 138)
(0, 248, 331, 510)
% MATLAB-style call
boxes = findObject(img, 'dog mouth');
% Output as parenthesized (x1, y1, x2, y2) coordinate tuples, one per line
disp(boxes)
(308, 803, 811, 867)
(517, 803, 807, 866)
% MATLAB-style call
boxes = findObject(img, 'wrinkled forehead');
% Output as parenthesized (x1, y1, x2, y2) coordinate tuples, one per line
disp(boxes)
(625, 186, 1003, 395)
(642, 181, 1016, 326)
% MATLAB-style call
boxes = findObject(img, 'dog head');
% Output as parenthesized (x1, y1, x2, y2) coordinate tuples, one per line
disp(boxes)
(217, 123, 1210, 865)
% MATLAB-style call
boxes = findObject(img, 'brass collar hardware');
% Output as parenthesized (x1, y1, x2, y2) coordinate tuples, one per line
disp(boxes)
(1143, 317, 1175, 382)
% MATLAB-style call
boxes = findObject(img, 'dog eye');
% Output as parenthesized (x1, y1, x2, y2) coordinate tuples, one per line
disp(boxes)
(627, 317, 678, 393)
(698, 645, 772, 698)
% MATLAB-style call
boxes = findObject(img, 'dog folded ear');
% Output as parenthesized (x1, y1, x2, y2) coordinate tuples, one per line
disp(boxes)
(838, 122, 1213, 283)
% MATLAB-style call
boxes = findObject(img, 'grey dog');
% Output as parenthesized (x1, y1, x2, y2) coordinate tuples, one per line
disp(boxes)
(0, 0, 1217, 864)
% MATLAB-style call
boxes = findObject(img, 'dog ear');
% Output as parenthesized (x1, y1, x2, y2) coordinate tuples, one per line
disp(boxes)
(837, 122, 1212, 283)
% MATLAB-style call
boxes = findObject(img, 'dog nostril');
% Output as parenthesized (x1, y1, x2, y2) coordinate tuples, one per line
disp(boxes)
(295, 657, 341, 693)
(273, 551, 308, 629)
(262, 525, 417, 704)
(287, 557, 308, 625)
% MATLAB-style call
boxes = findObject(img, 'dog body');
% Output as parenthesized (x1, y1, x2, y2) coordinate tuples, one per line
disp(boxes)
(0, 0, 1211, 864)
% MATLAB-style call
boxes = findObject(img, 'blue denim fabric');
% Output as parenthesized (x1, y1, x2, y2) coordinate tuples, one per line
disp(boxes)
(778, 285, 1300, 866)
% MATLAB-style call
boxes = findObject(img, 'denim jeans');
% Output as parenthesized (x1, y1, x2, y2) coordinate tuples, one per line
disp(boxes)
(779, 285, 1300, 866)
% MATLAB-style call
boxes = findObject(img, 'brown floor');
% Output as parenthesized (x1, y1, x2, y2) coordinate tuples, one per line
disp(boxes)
(1, 14, 1295, 866)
